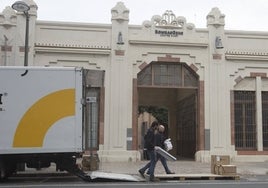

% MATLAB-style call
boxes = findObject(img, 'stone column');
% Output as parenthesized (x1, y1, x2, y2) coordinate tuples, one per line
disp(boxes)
(99, 2, 139, 162)
(256, 77, 263, 151)
(206, 8, 232, 155)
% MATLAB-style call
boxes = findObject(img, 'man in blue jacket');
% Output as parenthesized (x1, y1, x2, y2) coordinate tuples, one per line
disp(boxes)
(138, 121, 158, 181)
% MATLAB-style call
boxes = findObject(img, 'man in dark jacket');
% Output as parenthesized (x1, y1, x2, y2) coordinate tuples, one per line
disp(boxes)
(138, 121, 158, 181)
(145, 124, 174, 175)
(154, 125, 174, 174)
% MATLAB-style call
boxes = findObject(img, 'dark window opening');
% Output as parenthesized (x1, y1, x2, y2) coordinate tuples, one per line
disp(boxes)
(262, 91, 268, 150)
(234, 91, 257, 150)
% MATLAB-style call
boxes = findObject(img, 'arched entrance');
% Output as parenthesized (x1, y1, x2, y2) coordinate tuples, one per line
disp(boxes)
(137, 61, 201, 159)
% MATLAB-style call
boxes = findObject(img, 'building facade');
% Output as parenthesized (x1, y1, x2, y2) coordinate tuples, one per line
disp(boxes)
(1, 0, 268, 162)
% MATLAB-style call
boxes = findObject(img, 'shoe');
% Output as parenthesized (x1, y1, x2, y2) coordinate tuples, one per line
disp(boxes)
(149, 176, 155, 182)
(138, 169, 145, 178)
(149, 176, 159, 182)
(167, 171, 175, 174)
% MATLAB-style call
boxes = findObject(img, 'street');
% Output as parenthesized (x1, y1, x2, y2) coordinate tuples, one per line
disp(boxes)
(1, 181, 268, 188)
(1, 175, 268, 188)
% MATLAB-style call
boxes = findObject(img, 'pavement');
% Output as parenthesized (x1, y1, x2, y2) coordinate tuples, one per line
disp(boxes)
(18, 159, 268, 180)
(97, 160, 268, 177)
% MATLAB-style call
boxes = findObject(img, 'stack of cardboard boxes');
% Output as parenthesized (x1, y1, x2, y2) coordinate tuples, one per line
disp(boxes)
(211, 155, 237, 175)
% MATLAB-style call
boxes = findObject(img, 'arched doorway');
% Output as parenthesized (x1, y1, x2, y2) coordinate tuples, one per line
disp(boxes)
(137, 61, 200, 159)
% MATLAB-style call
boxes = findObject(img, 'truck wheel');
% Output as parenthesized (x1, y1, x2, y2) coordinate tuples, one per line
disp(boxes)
(0, 161, 7, 181)
(0, 160, 15, 181)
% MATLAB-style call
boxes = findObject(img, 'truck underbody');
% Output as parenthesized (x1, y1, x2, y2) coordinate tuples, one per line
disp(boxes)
(0, 152, 90, 181)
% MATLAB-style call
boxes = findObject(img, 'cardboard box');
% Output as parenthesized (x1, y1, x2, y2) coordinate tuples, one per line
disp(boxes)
(211, 155, 230, 174)
(215, 164, 237, 175)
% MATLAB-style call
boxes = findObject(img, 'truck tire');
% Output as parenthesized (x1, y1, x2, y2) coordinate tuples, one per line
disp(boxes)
(0, 160, 7, 181)
(0, 159, 16, 181)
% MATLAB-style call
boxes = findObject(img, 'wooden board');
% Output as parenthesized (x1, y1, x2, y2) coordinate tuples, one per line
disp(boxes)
(155, 173, 240, 180)
(155, 146, 177, 161)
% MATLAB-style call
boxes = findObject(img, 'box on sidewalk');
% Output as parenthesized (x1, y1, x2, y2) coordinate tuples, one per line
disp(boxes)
(217, 165, 237, 175)
(211, 155, 237, 175)
(211, 155, 232, 174)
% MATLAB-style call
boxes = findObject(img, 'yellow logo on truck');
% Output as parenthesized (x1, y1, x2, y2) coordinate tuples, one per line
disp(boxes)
(13, 89, 75, 147)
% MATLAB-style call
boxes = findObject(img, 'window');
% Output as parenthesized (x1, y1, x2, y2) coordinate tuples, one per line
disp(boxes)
(153, 64, 182, 86)
(262, 91, 268, 150)
(86, 88, 99, 149)
(137, 62, 198, 88)
(137, 65, 152, 86)
(234, 91, 257, 150)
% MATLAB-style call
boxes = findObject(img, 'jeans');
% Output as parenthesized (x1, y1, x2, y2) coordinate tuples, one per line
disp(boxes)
(146, 154, 172, 174)
(158, 154, 172, 173)
(139, 150, 157, 180)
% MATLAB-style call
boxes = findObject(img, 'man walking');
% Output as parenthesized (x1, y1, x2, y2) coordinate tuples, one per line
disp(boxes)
(155, 125, 174, 174)
(138, 121, 158, 181)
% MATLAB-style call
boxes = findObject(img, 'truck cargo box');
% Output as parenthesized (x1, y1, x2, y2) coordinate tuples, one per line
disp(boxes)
(0, 66, 84, 154)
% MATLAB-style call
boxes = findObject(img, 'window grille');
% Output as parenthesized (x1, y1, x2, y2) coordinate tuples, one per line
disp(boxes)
(184, 67, 198, 87)
(137, 65, 152, 85)
(176, 94, 197, 158)
(86, 88, 99, 149)
(137, 62, 198, 88)
(234, 91, 257, 150)
(153, 64, 182, 86)
(262, 91, 268, 150)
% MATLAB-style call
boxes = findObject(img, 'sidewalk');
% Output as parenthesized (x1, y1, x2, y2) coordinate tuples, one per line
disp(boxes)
(20, 160, 268, 179)
(97, 160, 268, 177)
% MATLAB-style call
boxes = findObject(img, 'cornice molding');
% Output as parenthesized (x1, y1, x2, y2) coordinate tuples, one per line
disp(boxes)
(34, 43, 111, 55)
(36, 20, 111, 29)
(129, 40, 208, 48)
(225, 50, 268, 61)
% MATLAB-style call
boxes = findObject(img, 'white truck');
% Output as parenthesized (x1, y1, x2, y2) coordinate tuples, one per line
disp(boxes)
(0, 66, 89, 181)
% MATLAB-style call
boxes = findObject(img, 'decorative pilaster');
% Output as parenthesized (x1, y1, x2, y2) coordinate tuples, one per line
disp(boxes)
(207, 7, 225, 28)
(100, 2, 138, 161)
(207, 7, 225, 57)
(206, 8, 231, 154)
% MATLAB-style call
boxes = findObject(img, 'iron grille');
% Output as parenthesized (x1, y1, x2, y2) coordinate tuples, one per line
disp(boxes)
(86, 88, 99, 149)
(137, 63, 198, 88)
(137, 65, 152, 85)
(153, 64, 182, 86)
(176, 94, 197, 158)
(262, 91, 268, 150)
(234, 91, 257, 150)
